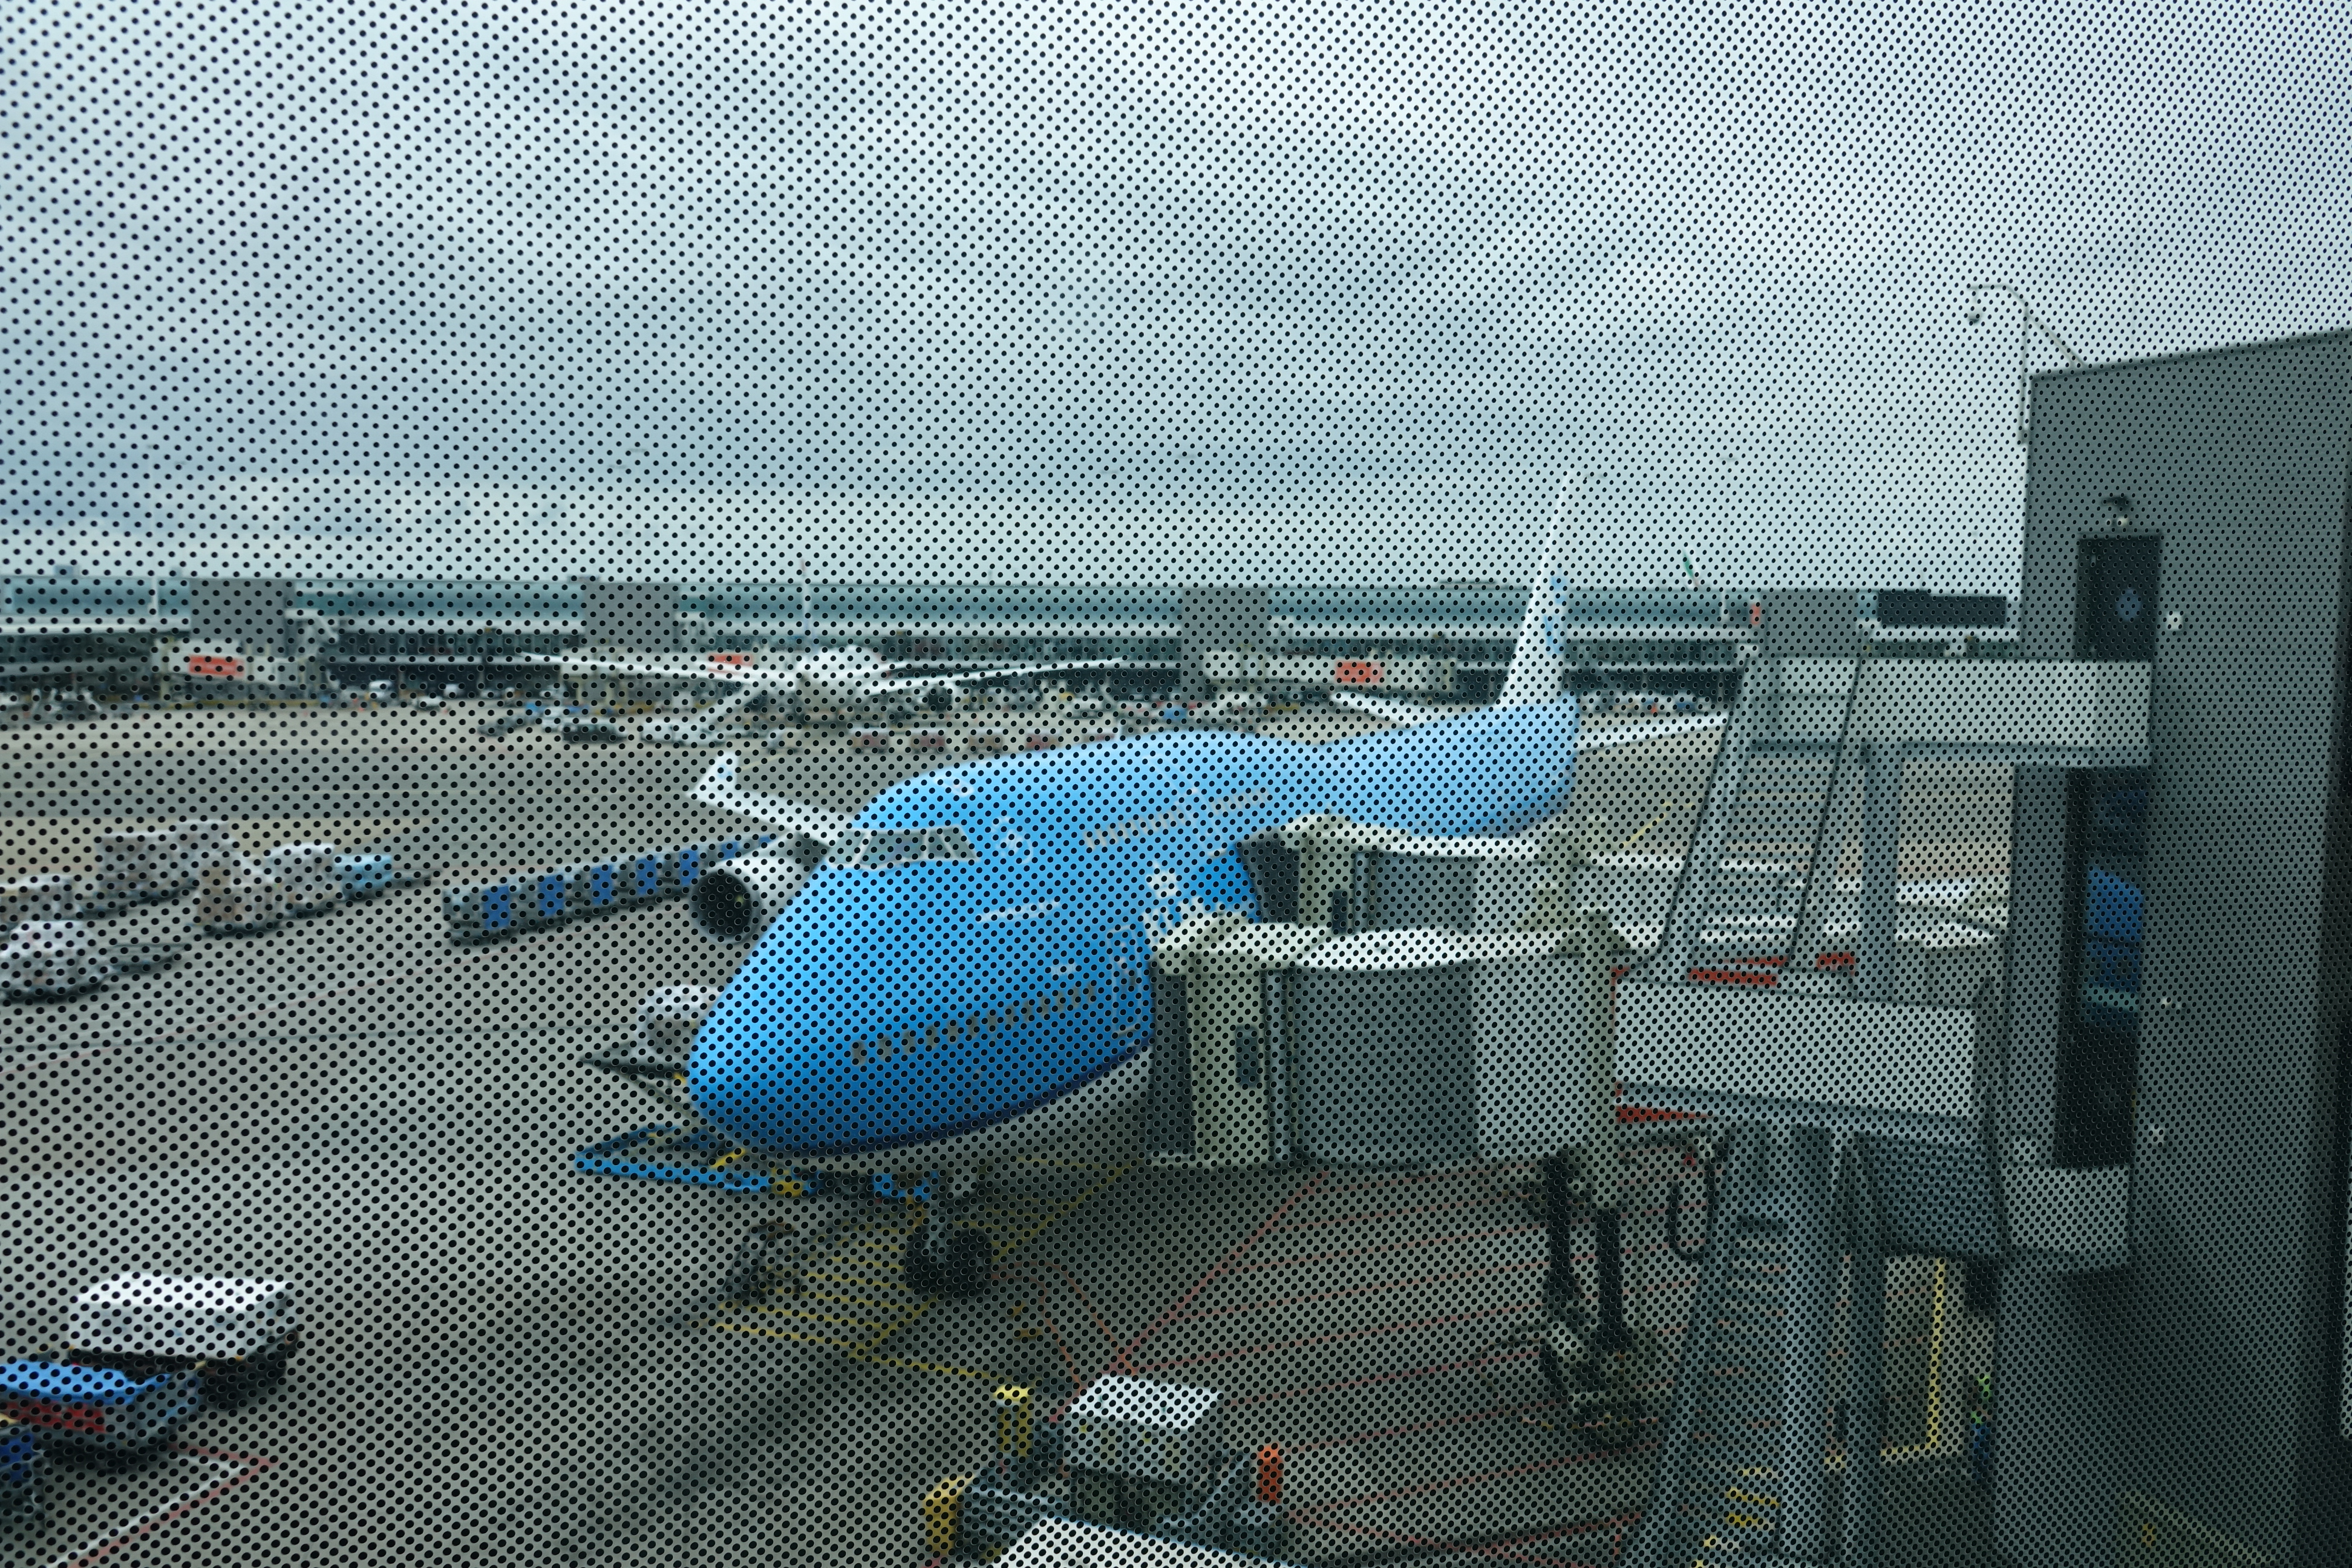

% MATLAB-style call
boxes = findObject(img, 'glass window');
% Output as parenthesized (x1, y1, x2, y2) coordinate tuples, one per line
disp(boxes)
(929, 826, 979, 861)
(2058, 768, 2151, 1166)
(827, 826, 980, 869)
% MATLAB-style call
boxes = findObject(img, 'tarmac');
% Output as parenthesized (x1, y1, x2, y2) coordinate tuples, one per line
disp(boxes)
(0, 704, 2002, 1568)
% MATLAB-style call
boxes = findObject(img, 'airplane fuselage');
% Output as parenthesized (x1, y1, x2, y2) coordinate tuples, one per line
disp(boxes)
(689, 699, 1583, 1161)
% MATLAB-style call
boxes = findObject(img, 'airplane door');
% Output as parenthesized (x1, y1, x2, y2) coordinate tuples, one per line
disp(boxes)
(1237, 834, 1299, 924)
(1149, 960, 1195, 1157)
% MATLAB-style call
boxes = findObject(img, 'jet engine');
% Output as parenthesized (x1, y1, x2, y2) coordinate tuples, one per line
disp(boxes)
(690, 851, 814, 945)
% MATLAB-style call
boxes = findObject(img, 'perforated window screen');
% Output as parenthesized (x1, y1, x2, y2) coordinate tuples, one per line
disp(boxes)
(4, 5, 2349, 1567)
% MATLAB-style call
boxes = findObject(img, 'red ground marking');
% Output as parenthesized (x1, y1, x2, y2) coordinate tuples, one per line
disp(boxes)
(1224, 1347, 1536, 1411)
(1163, 1258, 1547, 1327)
(1131, 1298, 1540, 1378)
(1269, 1192, 1515, 1235)
(1035, 1295, 1082, 1388)
(995, 1259, 1125, 1354)
(1223, 1223, 1547, 1278)
(53, 1442, 278, 1568)
(1323, 1165, 1532, 1200)
(1106, 1168, 1327, 1376)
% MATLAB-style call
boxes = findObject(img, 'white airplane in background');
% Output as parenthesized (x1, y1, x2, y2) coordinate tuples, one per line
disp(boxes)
(520, 644, 1124, 740)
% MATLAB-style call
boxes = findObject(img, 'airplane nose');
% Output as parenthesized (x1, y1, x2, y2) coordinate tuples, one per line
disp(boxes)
(690, 884, 995, 1155)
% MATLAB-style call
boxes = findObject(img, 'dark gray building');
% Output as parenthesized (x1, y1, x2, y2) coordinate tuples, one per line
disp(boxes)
(578, 578, 685, 658)
(1178, 587, 1270, 696)
(189, 577, 293, 658)
(1999, 328, 2352, 1566)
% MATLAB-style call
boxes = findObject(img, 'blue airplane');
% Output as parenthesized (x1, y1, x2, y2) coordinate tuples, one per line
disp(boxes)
(669, 543, 1723, 1289)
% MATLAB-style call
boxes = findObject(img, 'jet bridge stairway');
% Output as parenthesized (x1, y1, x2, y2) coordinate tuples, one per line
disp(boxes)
(1619, 649, 2152, 1565)
(1653, 657, 1869, 987)
(1624, 1129, 1894, 1568)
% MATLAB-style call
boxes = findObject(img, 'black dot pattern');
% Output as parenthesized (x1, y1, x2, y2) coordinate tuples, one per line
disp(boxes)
(2, 5, 2347, 1568)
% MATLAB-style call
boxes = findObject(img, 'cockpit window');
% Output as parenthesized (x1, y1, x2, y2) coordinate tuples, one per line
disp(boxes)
(828, 825, 980, 869)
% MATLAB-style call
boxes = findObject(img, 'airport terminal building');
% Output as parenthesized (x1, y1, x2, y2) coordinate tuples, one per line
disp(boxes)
(0, 573, 2014, 703)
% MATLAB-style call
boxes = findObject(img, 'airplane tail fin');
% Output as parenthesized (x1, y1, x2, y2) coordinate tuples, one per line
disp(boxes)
(1496, 474, 1578, 708)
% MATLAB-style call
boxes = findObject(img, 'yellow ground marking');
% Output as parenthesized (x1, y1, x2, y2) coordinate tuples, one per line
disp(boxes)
(802, 1272, 904, 1296)
(1619, 799, 1690, 851)
(705, 1160, 1135, 1387)
(801, 1289, 920, 1313)
(1884, 1258, 1950, 1462)
(731, 1303, 907, 1334)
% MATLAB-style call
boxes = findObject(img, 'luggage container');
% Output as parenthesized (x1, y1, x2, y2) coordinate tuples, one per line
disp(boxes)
(518, 868, 568, 926)
(0, 1361, 200, 1451)
(622, 851, 668, 902)
(571, 860, 619, 913)
(267, 842, 341, 915)
(92, 902, 197, 973)
(442, 878, 517, 939)
(91, 828, 193, 909)
(67, 1273, 301, 1408)
(0, 875, 77, 927)
(336, 851, 396, 899)
(195, 857, 285, 933)
(1064, 1376, 1224, 1492)
(175, 820, 243, 875)
(441, 881, 486, 938)
(2, 921, 109, 999)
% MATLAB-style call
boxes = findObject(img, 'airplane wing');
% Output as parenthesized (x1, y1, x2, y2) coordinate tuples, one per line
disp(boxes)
(1328, 690, 1448, 725)
(1575, 713, 1725, 748)
(860, 658, 1126, 696)
(692, 753, 855, 846)
(1333, 690, 1726, 746)
(512, 652, 797, 690)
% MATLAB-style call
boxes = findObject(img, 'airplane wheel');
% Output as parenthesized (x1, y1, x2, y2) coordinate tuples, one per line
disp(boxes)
(903, 1243, 939, 1297)
(200, 1366, 245, 1411)
(941, 1230, 992, 1299)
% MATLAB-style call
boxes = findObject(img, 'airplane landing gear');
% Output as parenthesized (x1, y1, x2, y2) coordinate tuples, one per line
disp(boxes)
(904, 1208, 991, 1299)
(725, 1217, 805, 1305)
(1478, 1146, 1670, 1452)
(896, 1169, 991, 1299)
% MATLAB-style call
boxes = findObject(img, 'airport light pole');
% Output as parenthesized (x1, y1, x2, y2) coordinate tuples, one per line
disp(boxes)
(1967, 284, 2085, 444)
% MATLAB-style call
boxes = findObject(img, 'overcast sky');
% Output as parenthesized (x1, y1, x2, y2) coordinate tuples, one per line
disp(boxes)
(4, 0, 2346, 590)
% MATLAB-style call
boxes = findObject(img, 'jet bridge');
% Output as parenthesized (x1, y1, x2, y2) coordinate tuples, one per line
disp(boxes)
(1622, 331, 2352, 1568)
(1612, 590, 2149, 1567)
